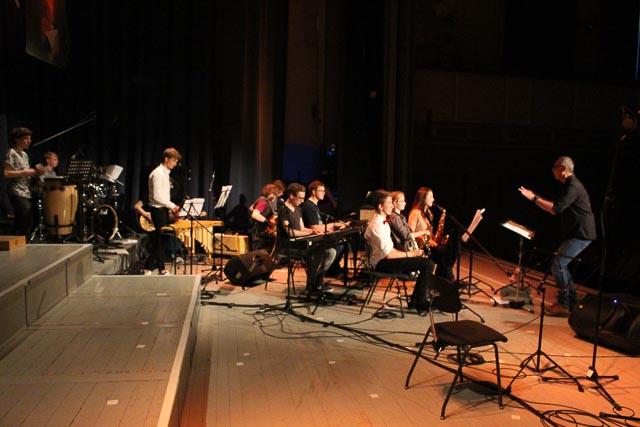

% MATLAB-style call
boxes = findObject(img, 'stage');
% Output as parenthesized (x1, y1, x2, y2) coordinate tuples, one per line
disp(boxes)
(183, 251, 640, 426)
(0, 243, 200, 426)
(0, 241, 638, 426)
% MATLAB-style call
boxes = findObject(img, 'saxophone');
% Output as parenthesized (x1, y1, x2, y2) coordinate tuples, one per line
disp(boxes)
(433, 206, 449, 246)
(407, 233, 419, 251)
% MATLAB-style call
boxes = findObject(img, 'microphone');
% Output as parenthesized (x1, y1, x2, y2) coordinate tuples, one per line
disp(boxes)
(208, 171, 216, 192)
(319, 211, 335, 221)
(70, 145, 84, 160)
(434, 204, 446, 212)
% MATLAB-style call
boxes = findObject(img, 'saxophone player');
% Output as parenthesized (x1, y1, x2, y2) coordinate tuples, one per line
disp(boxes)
(364, 189, 436, 316)
(408, 187, 456, 281)
(388, 191, 431, 254)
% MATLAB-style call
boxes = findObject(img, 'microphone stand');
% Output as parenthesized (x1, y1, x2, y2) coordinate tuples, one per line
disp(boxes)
(566, 132, 626, 417)
(32, 112, 96, 147)
(506, 251, 584, 393)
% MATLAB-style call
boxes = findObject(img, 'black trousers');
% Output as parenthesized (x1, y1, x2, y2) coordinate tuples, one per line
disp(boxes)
(375, 256, 436, 304)
(144, 206, 169, 272)
(9, 194, 32, 238)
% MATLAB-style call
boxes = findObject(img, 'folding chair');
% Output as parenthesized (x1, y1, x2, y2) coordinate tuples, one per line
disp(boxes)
(404, 274, 508, 419)
(359, 238, 414, 317)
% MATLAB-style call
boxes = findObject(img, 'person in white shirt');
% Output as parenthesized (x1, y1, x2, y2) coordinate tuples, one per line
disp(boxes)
(145, 147, 181, 275)
(4, 127, 45, 237)
(364, 189, 435, 315)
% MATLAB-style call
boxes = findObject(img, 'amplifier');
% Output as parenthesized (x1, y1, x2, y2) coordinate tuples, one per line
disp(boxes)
(213, 233, 249, 256)
(569, 293, 640, 355)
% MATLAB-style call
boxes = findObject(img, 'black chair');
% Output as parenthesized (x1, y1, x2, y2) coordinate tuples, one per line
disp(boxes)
(269, 233, 307, 296)
(359, 238, 414, 317)
(404, 274, 508, 419)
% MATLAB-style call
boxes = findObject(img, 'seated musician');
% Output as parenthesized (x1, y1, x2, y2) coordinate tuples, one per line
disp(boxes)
(388, 191, 430, 253)
(250, 183, 279, 250)
(278, 182, 336, 295)
(36, 151, 59, 183)
(407, 186, 456, 281)
(301, 180, 346, 277)
(364, 189, 435, 316)
(272, 179, 286, 209)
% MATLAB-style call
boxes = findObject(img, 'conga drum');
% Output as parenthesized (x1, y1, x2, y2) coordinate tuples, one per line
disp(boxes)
(43, 177, 78, 235)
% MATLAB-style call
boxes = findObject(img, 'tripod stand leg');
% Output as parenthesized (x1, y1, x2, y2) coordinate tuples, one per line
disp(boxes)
(460, 303, 484, 323)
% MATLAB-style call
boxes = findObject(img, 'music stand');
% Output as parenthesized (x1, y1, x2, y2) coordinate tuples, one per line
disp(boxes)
(65, 159, 93, 242)
(214, 185, 232, 213)
(181, 198, 205, 218)
(455, 208, 499, 305)
(494, 220, 535, 308)
(177, 197, 208, 274)
(202, 185, 232, 284)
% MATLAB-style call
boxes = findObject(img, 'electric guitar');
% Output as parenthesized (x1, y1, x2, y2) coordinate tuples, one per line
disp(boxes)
(139, 210, 206, 232)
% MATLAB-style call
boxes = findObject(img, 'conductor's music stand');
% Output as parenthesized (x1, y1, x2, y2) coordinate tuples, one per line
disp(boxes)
(65, 159, 93, 242)
(494, 220, 535, 307)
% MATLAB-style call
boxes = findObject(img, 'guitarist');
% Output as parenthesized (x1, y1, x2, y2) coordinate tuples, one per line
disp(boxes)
(249, 183, 278, 250)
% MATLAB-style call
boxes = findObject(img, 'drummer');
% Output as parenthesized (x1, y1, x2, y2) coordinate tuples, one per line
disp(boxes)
(31, 151, 59, 194)
(4, 127, 45, 238)
(37, 151, 59, 183)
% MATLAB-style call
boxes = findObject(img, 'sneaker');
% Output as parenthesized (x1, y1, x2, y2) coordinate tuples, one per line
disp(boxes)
(319, 284, 334, 293)
(159, 270, 170, 276)
(143, 269, 153, 276)
(416, 301, 430, 317)
(546, 303, 570, 317)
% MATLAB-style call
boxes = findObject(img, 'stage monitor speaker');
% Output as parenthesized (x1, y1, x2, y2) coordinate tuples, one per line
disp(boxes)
(224, 250, 274, 287)
(569, 293, 640, 355)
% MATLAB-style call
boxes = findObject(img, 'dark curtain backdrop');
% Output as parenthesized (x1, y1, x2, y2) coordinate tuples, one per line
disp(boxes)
(1, 0, 287, 226)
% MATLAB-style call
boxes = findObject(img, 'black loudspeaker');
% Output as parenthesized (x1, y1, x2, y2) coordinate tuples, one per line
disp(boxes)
(224, 250, 274, 287)
(569, 293, 640, 355)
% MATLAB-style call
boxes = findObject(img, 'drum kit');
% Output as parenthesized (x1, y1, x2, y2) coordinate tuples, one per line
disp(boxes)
(31, 164, 124, 243)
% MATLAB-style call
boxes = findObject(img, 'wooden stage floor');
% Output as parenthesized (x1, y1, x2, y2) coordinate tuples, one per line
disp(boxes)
(182, 251, 640, 426)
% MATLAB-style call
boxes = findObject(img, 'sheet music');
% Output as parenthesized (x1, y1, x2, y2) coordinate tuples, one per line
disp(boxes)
(461, 208, 485, 243)
(214, 185, 232, 210)
(501, 219, 535, 240)
(180, 198, 205, 217)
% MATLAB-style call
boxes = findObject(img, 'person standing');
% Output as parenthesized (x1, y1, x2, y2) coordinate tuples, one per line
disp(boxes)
(519, 156, 596, 316)
(145, 148, 181, 275)
(3, 127, 44, 237)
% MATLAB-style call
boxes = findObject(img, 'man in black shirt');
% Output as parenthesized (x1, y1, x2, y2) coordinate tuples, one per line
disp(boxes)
(519, 156, 596, 316)
(301, 180, 345, 277)
(278, 182, 335, 294)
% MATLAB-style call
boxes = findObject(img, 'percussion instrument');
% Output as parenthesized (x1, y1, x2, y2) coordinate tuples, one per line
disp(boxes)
(93, 204, 119, 241)
(43, 177, 78, 236)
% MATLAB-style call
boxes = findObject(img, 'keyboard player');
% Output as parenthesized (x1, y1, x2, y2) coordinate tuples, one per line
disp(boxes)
(301, 180, 345, 278)
(278, 182, 336, 295)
